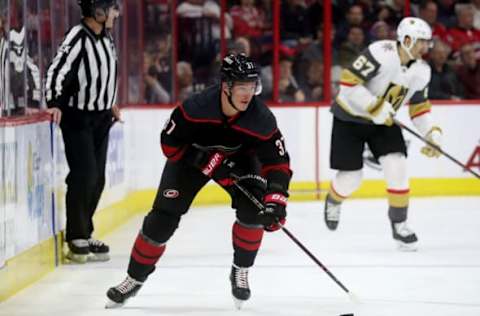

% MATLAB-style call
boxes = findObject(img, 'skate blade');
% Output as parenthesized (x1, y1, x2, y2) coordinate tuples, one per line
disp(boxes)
(88, 253, 110, 262)
(105, 298, 124, 309)
(396, 240, 418, 252)
(233, 297, 246, 310)
(325, 221, 339, 231)
(66, 252, 88, 264)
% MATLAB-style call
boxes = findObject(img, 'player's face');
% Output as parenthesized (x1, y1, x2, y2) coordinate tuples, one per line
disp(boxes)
(412, 39, 432, 58)
(230, 81, 256, 111)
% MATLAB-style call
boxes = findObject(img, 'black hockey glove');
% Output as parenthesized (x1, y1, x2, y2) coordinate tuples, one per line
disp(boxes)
(258, 193, 288, 232)
(183, 145, 234, 180)
(235, 174, 268, 197)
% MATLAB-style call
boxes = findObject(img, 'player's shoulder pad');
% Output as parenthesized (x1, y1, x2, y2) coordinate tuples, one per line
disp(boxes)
(368, 40, 397, 67)
(180, 85, 223, 123)
(232, 97, 278, 140)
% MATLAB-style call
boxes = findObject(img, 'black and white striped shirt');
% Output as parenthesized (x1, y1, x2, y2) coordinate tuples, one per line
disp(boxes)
(46, 21, 118, 111)
(0, 35, 9, 111)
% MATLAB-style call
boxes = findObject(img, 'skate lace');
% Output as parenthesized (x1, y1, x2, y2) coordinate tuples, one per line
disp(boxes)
(117, 277, 140, 294)
(88, 238, 105, 247)
(394, 222, 414, 237)
(234, 267, 249, 289)
(326, 202, 341, 221)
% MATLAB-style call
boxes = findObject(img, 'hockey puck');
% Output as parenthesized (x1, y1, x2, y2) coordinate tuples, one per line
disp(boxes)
(339, 314, 354, 316)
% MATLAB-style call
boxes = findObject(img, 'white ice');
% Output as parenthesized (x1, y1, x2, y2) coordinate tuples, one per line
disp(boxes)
(1, 197, 479, 316)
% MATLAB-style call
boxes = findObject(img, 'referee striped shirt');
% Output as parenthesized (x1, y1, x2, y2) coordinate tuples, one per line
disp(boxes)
(0, 36, 9, 111)
(46, 21, 118, 111)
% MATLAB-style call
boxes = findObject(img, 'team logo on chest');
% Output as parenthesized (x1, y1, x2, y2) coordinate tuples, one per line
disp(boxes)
(382, 82, 409, 111)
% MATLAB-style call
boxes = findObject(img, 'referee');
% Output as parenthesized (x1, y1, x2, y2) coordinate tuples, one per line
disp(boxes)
(45, 0, 121, 263)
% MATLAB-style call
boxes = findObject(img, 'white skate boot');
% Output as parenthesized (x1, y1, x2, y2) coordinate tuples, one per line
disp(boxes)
(391, 221, 418, 251)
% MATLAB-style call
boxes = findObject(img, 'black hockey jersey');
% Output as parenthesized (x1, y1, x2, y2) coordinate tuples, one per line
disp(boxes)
(161, 85, 291, 194)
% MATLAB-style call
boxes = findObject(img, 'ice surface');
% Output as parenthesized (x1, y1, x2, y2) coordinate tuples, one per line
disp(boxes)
(1, 197, 479, 316)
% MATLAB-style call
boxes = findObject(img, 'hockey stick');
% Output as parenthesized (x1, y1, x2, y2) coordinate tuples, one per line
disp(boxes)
(393, 119, 480, 179)
(230, 175, 359, 302)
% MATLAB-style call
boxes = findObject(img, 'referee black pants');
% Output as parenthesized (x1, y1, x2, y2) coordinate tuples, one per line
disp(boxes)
(60, 108, 113, 241)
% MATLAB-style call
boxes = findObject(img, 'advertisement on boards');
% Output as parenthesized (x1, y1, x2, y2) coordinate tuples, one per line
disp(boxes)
(12, 122, 53, 256)
(0, 127, 17, 264)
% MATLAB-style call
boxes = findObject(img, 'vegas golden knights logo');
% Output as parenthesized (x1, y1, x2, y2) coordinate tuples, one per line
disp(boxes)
(382, 83, 409, 111)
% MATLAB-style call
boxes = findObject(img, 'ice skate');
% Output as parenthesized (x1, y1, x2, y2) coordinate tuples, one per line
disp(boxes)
(66, 239, 90, 264)
(105, 275, 143, 308)
(230, 264, 250, 309)
(324, 199, 341, 231)
(391, 221, 418, 251)
(87, 238, 110, 262)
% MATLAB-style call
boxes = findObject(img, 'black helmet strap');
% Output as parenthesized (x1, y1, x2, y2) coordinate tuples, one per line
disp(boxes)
(225, 81, 241, 112)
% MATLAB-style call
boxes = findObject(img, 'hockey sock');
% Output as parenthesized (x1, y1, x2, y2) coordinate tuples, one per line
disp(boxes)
(127, 231, 166, 282)
(387, 188, 409, 222)
(232, 221, 264, 267)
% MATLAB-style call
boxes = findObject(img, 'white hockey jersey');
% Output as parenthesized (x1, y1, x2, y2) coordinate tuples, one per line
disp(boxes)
(332, 40, 433, 126)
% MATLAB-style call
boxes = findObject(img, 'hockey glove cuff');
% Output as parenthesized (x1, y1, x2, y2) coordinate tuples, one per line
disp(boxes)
(183, 146, 234, 179)
(369, 100, 395, 126)
(259, 193, 288, 232)
(421, 126, 442, 158)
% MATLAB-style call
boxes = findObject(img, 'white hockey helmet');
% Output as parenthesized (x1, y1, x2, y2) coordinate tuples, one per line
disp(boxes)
(397, 17, 432, 58)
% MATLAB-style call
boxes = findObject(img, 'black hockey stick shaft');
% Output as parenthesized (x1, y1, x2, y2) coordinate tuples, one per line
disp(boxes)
(231, 177, 353, 296)
(394, 119, 480, 179)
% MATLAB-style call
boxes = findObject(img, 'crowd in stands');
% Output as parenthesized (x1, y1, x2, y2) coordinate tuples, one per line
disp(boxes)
(141, 0, 480, 104)
(2, 0, 480, 116)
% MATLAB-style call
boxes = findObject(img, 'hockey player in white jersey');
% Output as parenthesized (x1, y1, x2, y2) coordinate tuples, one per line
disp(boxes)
(324, 17, 443, 251)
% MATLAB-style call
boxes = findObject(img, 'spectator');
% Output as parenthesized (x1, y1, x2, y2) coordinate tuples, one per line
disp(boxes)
(338, 26, 366, 68)
(280, 0, 312, 47)
(370, 20, 394, 41)
(258, 0, 272, 29)
(306, 0, 341, 39)
(301, 59, 324, 101)
(278, 55, 305, 102)
(436, 0, 456, 28)
(228, 36, 252, 56)
(446, 4, 480, 58)
(456, 43, 480, 99)
(356, 0, 378, 27)
(177, 0, 233, 41)
(374, 0, 404, 30)
(0, 15, 7, 113)
(428, 39, 464, 100)
(335, 4, 365, 48)
(295, 23, 338, 84)
(474, 0, 480, 30)
(144, 53, 170, 104)
(145, 34, 172, 103)
(261, 54, 305, 102)
(177, 61, 194, 102)
(177, 0, 233, 81)
(418, 0, 448, 42)
(230, 0, 267, 38)
(384, 0, 405, 26)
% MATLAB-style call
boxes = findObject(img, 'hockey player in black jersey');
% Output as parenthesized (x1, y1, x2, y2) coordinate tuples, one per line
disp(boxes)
(106, 54, 292, 309)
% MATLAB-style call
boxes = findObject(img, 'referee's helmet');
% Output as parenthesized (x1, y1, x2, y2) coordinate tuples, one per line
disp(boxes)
(78, 0, 118, 18)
